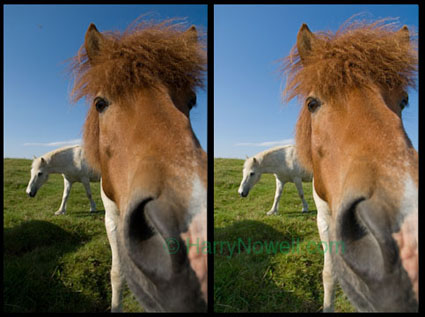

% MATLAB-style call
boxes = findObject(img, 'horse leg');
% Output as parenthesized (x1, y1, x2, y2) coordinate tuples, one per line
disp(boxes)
(294, 176, 309, 213)
(82, 177, 97, 212)
(267, 175, 284, 215)
(101, 179, 124, 312)
(55, 176, 72, 215)
(313, 179, 335, 312)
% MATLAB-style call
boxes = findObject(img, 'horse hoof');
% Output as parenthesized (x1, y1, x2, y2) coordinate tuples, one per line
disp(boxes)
(54, 211, 65, 216)
(266, 211, 277, 216)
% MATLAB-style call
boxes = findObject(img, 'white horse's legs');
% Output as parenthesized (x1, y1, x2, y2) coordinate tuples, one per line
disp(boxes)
(294, 177, 309, 213)
(82, 177, 97, 212)
(313, 179, 335, 312)
(55, 176, 72, 215)
(101, 180, 124, 312)
(267, 175, 284, 215)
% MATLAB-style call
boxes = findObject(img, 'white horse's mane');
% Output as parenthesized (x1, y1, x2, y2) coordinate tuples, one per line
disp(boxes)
(255, 144, 294, 158)
(34, 145, 80, 163)
(248, 144, 294, 165)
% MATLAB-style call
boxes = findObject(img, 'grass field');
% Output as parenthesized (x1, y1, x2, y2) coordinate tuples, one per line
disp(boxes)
(3, 158, 142, 312)
(5, 157, 356, 312)
(213, 158, 355, 312)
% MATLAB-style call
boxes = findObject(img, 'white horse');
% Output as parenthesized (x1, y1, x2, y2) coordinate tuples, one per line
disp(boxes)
(26, 145, 100, 215)
(238, 145, 312, 215)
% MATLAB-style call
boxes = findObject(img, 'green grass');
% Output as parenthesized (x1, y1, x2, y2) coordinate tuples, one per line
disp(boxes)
(5, 157, 357, 312)
(3, 158, 142, 312)
(213, 158, 355, 312)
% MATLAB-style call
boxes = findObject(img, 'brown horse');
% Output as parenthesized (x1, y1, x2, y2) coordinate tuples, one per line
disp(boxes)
(282, 19, 418, 312)
(70, 19, 207, 312)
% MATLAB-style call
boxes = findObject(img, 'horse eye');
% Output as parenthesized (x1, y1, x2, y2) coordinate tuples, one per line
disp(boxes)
(250, 172, 255, 176)
(307, 97, 321, 113)
(38, 172, 43, 176)
(94, 97, 109, 113)
(187, 95, 197, 110)
(400, 96, 409, 110)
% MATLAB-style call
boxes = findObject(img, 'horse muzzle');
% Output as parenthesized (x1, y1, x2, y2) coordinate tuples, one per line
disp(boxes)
(27, 190, 36, 197)
(335, 194, 418, 311)
(238, 189, 248, 197)
(121, 196, 207, 312)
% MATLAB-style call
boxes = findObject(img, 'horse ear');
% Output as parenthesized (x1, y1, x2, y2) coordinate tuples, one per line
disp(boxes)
(396, 25, 410, 45)
(252, 157, 257, 163)
(33, 155, 37, 160)
(297, 24, 317, 63)
(185, 25, 198, 43)
(40, 157, 46, 165)
(85, 23, 104, 63)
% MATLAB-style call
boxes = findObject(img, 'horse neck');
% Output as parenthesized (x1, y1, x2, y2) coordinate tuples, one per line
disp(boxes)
(44, 148, 75, 174)
(256, 149, 283, 174)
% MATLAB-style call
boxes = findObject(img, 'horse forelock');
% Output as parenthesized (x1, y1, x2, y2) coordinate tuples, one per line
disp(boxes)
(31, 156, 40, 168)
(281, 18, 417, 103)
(70, 18, 206, 104)
(243, 157, 251, 169)
(243, 156, 258, 172)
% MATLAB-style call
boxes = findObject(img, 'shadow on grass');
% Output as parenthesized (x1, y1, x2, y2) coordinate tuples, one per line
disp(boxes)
(215, 219, 303, 245)
(214, 220, 321, 312)
(4, 220, 108, 312)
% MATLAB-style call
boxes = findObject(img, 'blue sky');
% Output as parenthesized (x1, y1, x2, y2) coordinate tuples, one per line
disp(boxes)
(4, 4, 207, 158)
(214, 4, 418, 159)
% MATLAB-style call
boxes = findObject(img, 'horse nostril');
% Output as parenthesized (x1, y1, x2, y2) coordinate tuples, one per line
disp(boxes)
(128, 197, 155, 242)
(337, 197, 367, 241)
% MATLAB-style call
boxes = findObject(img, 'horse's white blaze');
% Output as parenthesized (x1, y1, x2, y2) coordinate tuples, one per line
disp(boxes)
(392, 175, 418, 301)
(180, 175, 207, 303)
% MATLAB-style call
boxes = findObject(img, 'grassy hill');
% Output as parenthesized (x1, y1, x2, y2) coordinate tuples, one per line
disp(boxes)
(3, 158, 141, 312)
(213, 158, 354, 312)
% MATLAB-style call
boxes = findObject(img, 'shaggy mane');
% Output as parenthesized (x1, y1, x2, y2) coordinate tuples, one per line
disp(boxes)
(70, 18, 206, 102)
(281, 18, 417, 102)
